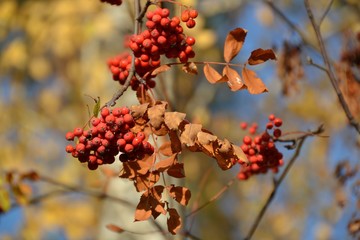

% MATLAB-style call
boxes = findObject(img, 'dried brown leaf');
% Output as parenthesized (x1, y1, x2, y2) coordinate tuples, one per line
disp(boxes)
(203, 64, 227, 84)
(224, 28, 247, 63)
(248, 48, 277, 65)
(134, 171, 160, 192)
(167, 163, 185, 178)
(152, 64, 171, 75)
(169, 130, 182, 154)
(106, 224, 125, 233)
(167, 185, 191, 206)
(197, 131, 218, 145)
(180, 123, 202, 147)
(131, 103, 149, 119)
(223, 65, 246, 91)
(167, 208, 182, 235)
(182, 62, 198, 75)
(164, 112, 186, 131)
(136, 86, 153, 105)
(155, 154, 177, 172)
(233, 144, 249, 165)
(134, 195, 152, 221)
(242, 68, 268, 94)
(159, 141, 173, 156)
(119, 162, 136, 179)
(148, 102, 167, 129)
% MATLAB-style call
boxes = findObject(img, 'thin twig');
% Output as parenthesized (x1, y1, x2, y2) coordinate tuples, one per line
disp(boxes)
(304, 0, 360, 134)
(186, 177, 236, 218)
(319, 0, 334, 25)
(243, 125, 324, 240)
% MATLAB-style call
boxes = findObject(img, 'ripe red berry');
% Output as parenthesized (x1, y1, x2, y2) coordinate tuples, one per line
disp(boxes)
(65, 131, 75, 141)
(268, 114, 275, 121)
(117, 138, 126, 150)
(123, 132, 135, 143)
(112, 108, 122, 117)
(101, 108, 110, 118)
(105, 114, 115, 125)
(160, 8, 170, 18)
(243, 136, 252, 145)
(189, 9, 198, 18)
(123, 114, 133, 124)
(273, 129, 282, 138)
(132, 137, 142, 147)
(274, 118, 282, 127)
(186, 36, 195, 46)
(105, 131, 114, 140)
(65, 145, 74, 153)
(240, 122, 248, 130)
(76, 143, 86, 154)
(266, 122, 273, 130)
(186, 19, 196, 28)
(73, 127, 83, 137)
(124, 144, 134, 153)
(181, 10, 190, 22)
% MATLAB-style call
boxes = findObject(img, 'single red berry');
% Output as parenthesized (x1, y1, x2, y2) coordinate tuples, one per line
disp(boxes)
(135, 35, 144, 45)
(65, 145, 74, 153)
(274, 118, 282, 127)
(119, 154, 128, 162)
(157, 36, 167, 45)
(88, 155, 97, 164)
(101, 108, 110, 118)
(87, 162, 98, 170)
(65, 131, 75, 141)
(123, 132, 135, 143)
(123, 114, 133, 124)
(101, 139, 110, 148)
(73, 127, 83, 137)
(266, 122, 273, 130)
(132, 137, 142, 147)
(152, 14, 162, 23)
(249, 127, 256, 135)
(181, 10, 190, 22)
(97, 145, 106, 155)
(97, 122, 107, 133)
(124, 144, 134, 153)
(92, 137, 101, 147)
(189, 9, 198, 18)
(146, 11, 154, 20)
(170, 17, 180, 27)
(105, 114, 115, 125)
(243, 136, 252, 145)
(273, 129, 282, 138)
(76, 143, 86, 154)
(240, 122, 248, 130)
(105, 131, 114, 140)
(261, 132, 271, 142)
(78, 135, 87, 144)
(136, 132, 145, 141)
(268, 114, 275, 121)
(117, 138, 126, 150)
(112, 108, 122, 117)
(186, 19, 196, 28)
(160, 8, 170, 18)
(237, 172, 248, 180)
(160, 17, 170, 27)
(186, 36, 196, 46)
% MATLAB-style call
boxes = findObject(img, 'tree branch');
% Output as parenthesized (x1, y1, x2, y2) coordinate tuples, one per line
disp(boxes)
(304, 0, 360, 134)
(243, 125, 324, 240)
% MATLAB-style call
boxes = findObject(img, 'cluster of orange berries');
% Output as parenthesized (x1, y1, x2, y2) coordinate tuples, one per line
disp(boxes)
(237, 114, 284, 180)
(65, 107, 154, 170)
(107, 7, 198, 90)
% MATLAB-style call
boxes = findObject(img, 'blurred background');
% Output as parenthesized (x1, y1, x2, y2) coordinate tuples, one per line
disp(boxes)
(0, 0, 360, 239)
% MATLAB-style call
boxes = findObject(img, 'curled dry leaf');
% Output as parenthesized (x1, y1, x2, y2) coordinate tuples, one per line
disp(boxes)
(169, 130, 182, 154)
(158, 141, 173, 156)
(106, 224, 125, 233)
(134, 171, 160, 192)
(248, 48, 277, 65)
(224, 28, 247, 63)
(167, 163, 185, 178)
(167, 185, 191, 206)
(148, 102, 167, 129)
(180, 123, 202, 147)
(164, 112, 186, 130)
(203, 64, 227, 84)
(152, 64, 171, 75)
(155, 154, 177, 172)
(182, 62, 198, 75)
(242, 68, 268, 94)
(233, 145, 249, 165)
(167, 208, 182, 235)
(223, 65, 246, 91)
(131, 103, 149, 119)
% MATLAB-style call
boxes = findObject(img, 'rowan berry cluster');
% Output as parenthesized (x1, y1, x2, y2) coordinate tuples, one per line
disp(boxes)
(237, 114, 284, 180)
(107, 6, 197, 90)
(100, 0, 122, 6)
(65, 107, 154, 170)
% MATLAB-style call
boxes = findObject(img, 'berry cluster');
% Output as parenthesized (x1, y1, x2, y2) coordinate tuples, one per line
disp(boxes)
(100, 0, 122, 6)
(181, 8, 198, 28)
(237, 114, 284, 180)
(65, 107, 154, 170)
(107, 7, 197, 91)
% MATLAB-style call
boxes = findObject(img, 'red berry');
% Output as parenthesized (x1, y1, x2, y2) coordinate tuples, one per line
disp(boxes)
(268, 114, 275, 121)
(123, 132, 135, 143)
(105, 114, 115, 125)
(132, 137, 142, 147)
(117, 138, 126, 150)
(273, 129, 282, 138)
(73, 127, 83, 137)
(105, 131, 114, 140)
(243, 136, 252, 145)
(181, 10, 190, 22)
(274, 118, 282, 127)
(186, 19, 196, 28)
(112, 108, 122, 117)
(152, 14, 162, 23)
(266, 122, 273, 130)
(101, 108, 110, 118)
(65, 145, 74, 153)
(65, 131, 75, 141)
(76, 143, 86, 154)
(186, 36, 195, 46)
(124, 144, 134, 153)
(160, 8, 170, 18)
(189, 9, 198, 18)
(123, 114, 133, 124)
(240, 122, 248, 130)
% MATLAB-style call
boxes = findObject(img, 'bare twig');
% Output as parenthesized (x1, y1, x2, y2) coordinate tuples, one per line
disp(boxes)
(304, 0, 360, 134)
(319, 0, 334, 25)
(243, 125, 324, 240)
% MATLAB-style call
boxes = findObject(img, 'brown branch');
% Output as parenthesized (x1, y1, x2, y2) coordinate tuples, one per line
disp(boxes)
(243, 125, 324, 240)
(304, 0, 360, 134)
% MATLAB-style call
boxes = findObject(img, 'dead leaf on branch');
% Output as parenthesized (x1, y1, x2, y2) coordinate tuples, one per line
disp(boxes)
(155, 154, 177, 172)
(148, 102, 167, 129)
(167, 162, 185, 178)
(203, 64, 227, 84)
(180, 123, 202, 147)
(224, 28, 247, 63)
(164, 112, 186, 130)
(182, 62, 198, 75)
(131, 103, 149, 119)
(134, 171, 160, 192)
(169, 130, 182, 154)
(223, 65, 246, 91)
(248, 48, 277, 65)
(134, 194, 152, 222)
(242, 67, 268, 94)
(158, 141, 173, 156)
(167, 208, 182, 235)
(167, 185, 191, 206)
(152, 64, 171, 75)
